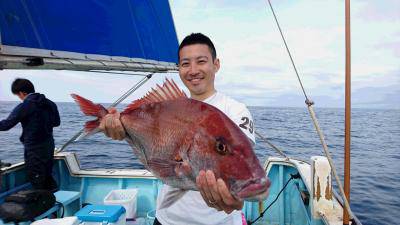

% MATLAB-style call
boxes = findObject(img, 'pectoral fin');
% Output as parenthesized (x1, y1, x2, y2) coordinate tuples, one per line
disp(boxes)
(148, 158, 177, 177)
(148, 158, 193, 179)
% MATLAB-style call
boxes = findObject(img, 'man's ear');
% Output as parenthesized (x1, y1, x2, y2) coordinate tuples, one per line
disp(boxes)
(214, 58, 220, 73)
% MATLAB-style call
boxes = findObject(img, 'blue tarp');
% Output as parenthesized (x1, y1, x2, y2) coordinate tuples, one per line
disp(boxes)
(0, 0, 179, 63)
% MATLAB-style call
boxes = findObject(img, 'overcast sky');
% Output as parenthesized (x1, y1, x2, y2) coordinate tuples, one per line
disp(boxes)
(1, 0, 399, 109)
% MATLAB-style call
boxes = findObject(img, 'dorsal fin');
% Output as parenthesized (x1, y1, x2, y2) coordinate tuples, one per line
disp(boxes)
(122, 78, 187, 113)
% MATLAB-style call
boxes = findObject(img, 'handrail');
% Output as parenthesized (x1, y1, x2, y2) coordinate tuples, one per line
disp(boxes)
(55, 73, 153, 153)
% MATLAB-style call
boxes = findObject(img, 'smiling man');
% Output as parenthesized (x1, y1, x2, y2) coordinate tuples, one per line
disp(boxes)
(100, 33, 257, 225)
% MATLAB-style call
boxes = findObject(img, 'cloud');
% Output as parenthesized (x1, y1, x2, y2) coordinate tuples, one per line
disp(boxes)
(235, 65, 282, 74)
(376, 41, 400, 58)
(1, 0, 399, 109)
(352, 85, 400, 108)
(0, 70, 183, 103)
(355, 0, 400, 22)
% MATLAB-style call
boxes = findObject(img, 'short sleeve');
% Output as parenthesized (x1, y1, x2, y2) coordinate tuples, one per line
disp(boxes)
(227, 102, 256, 144)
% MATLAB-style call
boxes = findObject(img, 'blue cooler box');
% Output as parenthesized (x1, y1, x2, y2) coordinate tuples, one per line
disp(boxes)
(75, 205, 126, 225)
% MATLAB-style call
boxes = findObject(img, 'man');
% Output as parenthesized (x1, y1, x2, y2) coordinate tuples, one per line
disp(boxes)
(0, 78, 60, 191)
(100, 33, 257, 225)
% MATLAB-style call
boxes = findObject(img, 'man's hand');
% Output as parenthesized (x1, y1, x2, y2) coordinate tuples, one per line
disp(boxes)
(196, 170, 243, 214)
(99, 108, 126, 140)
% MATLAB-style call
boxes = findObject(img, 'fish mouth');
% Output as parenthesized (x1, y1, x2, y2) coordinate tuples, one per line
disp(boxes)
(235, 177, 271, 201)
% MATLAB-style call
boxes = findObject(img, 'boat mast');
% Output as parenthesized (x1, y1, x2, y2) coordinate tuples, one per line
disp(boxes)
(344, 0, 351, 224)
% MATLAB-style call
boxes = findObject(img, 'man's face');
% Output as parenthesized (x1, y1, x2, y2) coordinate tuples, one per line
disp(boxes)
(15, 92, 27, 101)
(178, 44, 220, 101)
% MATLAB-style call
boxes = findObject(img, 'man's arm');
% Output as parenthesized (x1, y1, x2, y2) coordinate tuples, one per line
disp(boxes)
(0, 105, 22, 131)
(52, 102, 61, 127)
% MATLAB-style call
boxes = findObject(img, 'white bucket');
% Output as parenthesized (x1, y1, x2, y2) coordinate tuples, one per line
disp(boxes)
(104, 189, 138, 219)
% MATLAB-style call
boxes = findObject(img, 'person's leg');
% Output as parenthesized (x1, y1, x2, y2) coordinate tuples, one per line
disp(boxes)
(44, 162, 58, 192)
(24, 140, 57, 191)
(25, 148, 47, 189)
(44, 139, 58, 191)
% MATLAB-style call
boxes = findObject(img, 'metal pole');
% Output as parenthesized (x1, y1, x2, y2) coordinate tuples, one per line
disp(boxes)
(344, 0, 351, 224)
(55, 73, 153, 153)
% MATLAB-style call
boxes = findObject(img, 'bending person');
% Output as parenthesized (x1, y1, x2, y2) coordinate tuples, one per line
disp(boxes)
(0, 78, 60, 191)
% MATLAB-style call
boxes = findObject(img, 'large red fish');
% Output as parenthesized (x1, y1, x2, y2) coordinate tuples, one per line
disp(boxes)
(72, 79, 270, 207)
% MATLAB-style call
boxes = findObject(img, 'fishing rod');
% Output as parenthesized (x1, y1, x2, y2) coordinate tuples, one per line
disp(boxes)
(55, 73, 154, 153)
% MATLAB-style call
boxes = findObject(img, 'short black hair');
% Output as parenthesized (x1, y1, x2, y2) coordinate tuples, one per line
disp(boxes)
(178, 33, 217, 61)
(11, 78, 35, 94)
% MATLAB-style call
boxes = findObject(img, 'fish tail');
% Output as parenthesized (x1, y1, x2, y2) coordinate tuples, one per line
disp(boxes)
(71, 94, 108, 139)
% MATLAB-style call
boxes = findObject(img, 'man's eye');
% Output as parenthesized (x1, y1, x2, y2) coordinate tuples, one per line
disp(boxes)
(198, 60, 206, 64)
(180, 62, 189, 67)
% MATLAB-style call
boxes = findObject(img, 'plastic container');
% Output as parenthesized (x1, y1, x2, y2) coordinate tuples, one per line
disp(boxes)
(145, 210, 156, 225)
(32, 217, 79, 225)
(104, 189, 138, 219)
(75, 204, 126, 225)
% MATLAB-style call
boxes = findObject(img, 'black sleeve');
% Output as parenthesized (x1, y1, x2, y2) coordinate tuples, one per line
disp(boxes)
(0, 104, 23, 131)
(52, 102, 61, 127)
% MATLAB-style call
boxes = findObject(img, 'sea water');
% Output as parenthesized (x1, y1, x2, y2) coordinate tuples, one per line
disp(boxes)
(1, 101, 399, 225)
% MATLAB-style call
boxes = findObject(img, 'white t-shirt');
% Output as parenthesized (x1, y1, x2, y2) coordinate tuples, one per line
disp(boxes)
(156, 92, 255, 225)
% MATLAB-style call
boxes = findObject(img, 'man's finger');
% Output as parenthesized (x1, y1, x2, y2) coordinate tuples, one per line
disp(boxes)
(217, 179, 243, 210)
(104, 116, 113, 138)
(197, 171, 214, 204)
(205, 170, 225, 209)
(115, 118, 125, 140)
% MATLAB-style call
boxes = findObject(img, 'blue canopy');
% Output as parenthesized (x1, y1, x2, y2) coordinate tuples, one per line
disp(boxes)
(0, 0, 179, 65)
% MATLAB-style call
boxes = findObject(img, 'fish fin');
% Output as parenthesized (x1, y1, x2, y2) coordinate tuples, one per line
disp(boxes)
(147, 158, 177, 177)
(159, 188, 188, 209)
(71, 94, 108, 117)
(122, 78, 187, 114)
(71, 94, 108, 139)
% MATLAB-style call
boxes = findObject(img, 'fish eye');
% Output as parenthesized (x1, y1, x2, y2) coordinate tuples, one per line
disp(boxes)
(215, 138, 228, 155)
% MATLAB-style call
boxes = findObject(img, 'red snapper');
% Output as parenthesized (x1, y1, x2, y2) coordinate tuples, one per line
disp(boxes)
(72, 79, 270, 208)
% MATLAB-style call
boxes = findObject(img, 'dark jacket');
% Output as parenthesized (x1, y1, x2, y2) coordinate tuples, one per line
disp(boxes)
(0, 93, 60, 146)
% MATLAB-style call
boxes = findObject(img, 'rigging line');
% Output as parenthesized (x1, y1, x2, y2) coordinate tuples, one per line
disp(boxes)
(255, 131, 287, 158)
(307, 106, 355, 220)
(55, 73, 153, 153)
(266, 0, 309, 101)
(265, 0, 354, 219)
(249, 175, 296, 225)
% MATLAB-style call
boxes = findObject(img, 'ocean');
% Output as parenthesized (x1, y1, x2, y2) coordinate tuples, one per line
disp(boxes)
(0, 101, 399, 225)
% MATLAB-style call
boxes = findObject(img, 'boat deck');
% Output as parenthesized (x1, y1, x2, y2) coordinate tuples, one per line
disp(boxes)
(0, 152, 351, 225)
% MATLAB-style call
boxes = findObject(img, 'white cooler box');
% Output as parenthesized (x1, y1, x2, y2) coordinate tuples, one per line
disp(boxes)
(32, 217, 79, 225)
(104, 189, 138, 219)
(75, 204, 126, 225)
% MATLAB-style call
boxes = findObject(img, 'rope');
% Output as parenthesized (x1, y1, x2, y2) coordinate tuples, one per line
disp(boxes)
(266, 0, 309, 102)
(249, 173, 299, 225)
(265, 0, 354, 219)
(255, 131, 287, 158)
(307, 106, 355, 219)
(55, 73, 153, 153)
